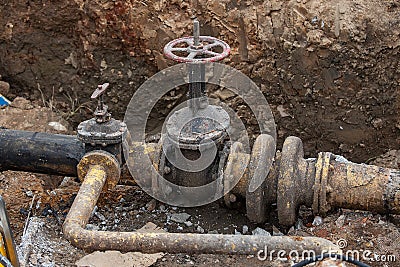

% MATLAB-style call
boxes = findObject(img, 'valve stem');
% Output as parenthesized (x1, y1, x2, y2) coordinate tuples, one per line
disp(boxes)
(91, 83, 111, 123)
(193, 18, 200, 47)
(188, 19, 207, 115)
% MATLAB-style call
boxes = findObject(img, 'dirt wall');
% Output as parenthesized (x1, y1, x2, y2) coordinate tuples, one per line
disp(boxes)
(0, 0, 399, 161)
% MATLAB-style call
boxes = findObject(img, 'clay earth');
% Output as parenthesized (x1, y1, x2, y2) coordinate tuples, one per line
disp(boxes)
(0, 0, 399, 266)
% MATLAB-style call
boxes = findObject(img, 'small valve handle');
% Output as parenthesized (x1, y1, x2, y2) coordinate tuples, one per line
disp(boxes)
(91, 82, 109, 100)
(91, 83, 111, 123)
(163, 19, 230, 63)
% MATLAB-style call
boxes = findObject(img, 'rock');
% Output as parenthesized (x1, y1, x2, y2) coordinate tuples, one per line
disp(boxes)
(0, 81, 10, 96)
(335, 215, 346, 228)
(145, 199, 157, 212)
(76, 250, 164, 267)
(272, 226, 284, 236)
(372, 118, 384, 129)
(170, 213, 191, 223)
(184, 221, 193, 227)
(213, 89, 235, 101)
(196, 226, 205, 233)
(208, 230, 218, 234)
(48, 122, 67, 132)
(277, 105, 291, 118)
(252, 227, 271, 236)
(295, 218, 304, 230)
(242, 225, 249, 234)
(85, 224, 100, 231)
(312, 216, 323, 226)
(11, 97, 34, 110)
(94, 212, 106, 221)
(64, 51, 78, 69)
(234, 229, 242, 235)
(287, 226, 296, 235)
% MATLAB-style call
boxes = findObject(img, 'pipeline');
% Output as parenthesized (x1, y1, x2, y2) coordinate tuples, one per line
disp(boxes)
(226, 135, 400, 226)
(63, 150, 339, 254)
(0, 129, 84, 176)
(1, 128, 399, 228)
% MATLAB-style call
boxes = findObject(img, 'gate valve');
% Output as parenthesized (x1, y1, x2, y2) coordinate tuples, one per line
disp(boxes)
(160, 19, 232, 188)
(77, 83, 127, 162)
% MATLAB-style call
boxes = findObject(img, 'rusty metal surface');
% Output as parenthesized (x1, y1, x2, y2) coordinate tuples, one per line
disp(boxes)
(223, 142, 250, 207)
(317, 153, 400, 215)
(163, 19, 230, 63)
(277, 136, 315, 227)
(77, 150, 120, 190)
(313, 152, 333, 216)
(277, 137, 400, 226)
(246, 134, 275, 223)
(63, 157, 339, 254)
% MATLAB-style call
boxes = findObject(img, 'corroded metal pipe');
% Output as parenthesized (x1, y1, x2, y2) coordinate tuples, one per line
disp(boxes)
(63, 150, 338, 254)
(276, 136, 400, 227)
(313, 152, 400, 216)
(225, 135, 400, 227)
(0, 129, 84, 176)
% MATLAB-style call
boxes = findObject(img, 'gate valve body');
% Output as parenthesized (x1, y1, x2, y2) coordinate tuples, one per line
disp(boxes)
(161, 19, 231, 188)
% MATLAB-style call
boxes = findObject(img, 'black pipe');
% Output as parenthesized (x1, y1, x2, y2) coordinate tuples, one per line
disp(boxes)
(0, 129, 85, 176)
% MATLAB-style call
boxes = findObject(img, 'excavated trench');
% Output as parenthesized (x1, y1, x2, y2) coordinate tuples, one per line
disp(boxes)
(0, 0, 399, 163)
(0, 0, 400, 266)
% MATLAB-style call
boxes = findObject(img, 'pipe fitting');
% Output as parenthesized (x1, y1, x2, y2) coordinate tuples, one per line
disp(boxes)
(224, 135, 400, 227)
(63, 155, 339, 255)
(77, 150, 120, 190)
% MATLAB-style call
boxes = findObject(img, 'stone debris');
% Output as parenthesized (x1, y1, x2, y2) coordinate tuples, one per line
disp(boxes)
(10, 97, 33, 110)
(145, 199, 157, 212)
(0, 80, 10, 96)
(335, 215, 347, 228)
(196, 226, 205, 233)
(312, 216, 324, 226)
(252, 227, 271, 236)
(184, 221, 193, 227)
(272, 226, 284, 236)
(170, 213, 191, 224)
(48, 122, 67, 132)
(17, 217, 83, 267)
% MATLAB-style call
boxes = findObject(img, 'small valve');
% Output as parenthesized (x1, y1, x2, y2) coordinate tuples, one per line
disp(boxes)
(77, 81, 127, 162)
(91, 83, 111, 123)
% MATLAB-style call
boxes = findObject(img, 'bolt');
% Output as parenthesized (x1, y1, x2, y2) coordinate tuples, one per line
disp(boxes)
(164, 166, 171, 175)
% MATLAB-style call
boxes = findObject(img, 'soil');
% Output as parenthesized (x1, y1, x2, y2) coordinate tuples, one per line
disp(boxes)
(0, 0, 400, 266)
(0, 0, 399, 162)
